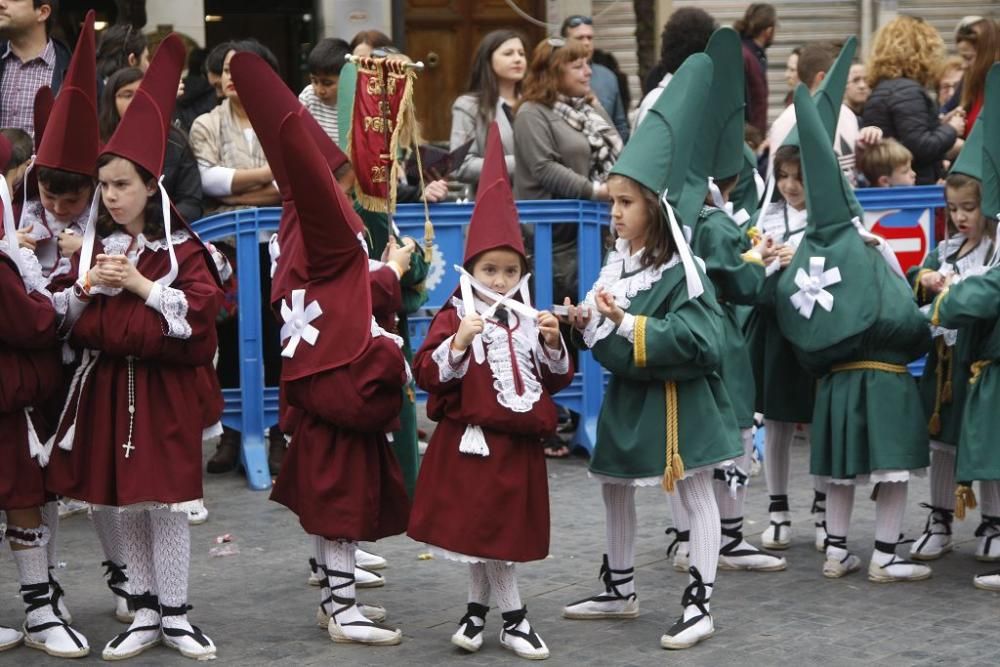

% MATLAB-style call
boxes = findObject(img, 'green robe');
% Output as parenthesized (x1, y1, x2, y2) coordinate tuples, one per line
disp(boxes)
(797, 247, 931, 479)
(690, 206, 765, 429)
(586, 258, 742, 481)
(356, 203, 430, 496)
(906, 236, 990, 447)
(933, 264, 1000, 483)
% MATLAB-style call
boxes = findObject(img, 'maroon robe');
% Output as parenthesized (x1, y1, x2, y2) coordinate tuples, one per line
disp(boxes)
(270, 333, 411, 541)
(45, 234, 222, 506)
(0, 256, 62, 509)
(276, 263, 401, 436)
(408, 304, 573, 562)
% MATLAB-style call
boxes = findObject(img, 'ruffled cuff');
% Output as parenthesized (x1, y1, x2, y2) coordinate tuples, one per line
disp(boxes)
(764, 258, 781, 277)
(615, 313, 636, 343)
(16, 247, 50, 297)
(146, 283, 193, 339)
(537, 337, 571, 375)
(431, 335, 471, 382)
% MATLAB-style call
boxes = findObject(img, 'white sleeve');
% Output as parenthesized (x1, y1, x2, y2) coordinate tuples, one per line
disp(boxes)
(198, 165, 235, 197)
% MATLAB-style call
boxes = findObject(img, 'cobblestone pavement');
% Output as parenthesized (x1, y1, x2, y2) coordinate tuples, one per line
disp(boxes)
(3, 433, 999, 666)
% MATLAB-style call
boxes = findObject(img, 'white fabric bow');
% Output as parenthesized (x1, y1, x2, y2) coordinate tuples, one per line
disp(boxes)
(705, 177, 750, 225)
(660, 189, 704, 300)
(790, 256, 841, 319)
(455, 265, 537, 364)
(280, 288, 323, 358)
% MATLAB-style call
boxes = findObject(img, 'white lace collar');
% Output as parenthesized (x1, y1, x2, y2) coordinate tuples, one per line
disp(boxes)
(580, 240, 679, 347)
(938, 234, 992, 276)
(101, 229, 191, 258)
(450, 297, 544, 412)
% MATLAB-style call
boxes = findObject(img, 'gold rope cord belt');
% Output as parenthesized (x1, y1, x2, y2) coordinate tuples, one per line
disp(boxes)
(661, 380, 684, 492)
(830, 361, 908, 374)
(970, 360, 992, 385)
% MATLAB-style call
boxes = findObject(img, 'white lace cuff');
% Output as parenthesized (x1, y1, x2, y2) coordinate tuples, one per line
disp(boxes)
(17, 247, 49, 297)
(53, 287, 88, 330)
(765, 258, 781, 277)
(431, 335, 470, 383)
(537, 338, 570, 375)
(615, 313, 636, 343)
(146, 283, 193, 339)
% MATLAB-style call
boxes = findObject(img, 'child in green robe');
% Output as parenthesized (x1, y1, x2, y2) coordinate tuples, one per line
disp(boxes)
(558, 52, 742, 651)
(909, 120, 999, 562)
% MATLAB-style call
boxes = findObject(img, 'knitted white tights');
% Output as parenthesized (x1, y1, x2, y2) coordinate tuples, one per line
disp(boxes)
(601, 483, 636, 597)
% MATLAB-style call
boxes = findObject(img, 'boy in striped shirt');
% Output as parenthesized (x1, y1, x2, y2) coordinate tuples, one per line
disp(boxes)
(298, 38, 349, 143)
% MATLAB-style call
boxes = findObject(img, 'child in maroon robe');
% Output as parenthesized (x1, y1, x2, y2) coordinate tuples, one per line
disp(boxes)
(263, 108, 410, 647)
(0, 133, 90, 658)
(409, 123, 573, 660)
(44, 35, 223, 661)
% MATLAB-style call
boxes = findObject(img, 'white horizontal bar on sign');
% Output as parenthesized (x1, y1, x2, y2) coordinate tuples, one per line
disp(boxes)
(887, 238, 923, 253)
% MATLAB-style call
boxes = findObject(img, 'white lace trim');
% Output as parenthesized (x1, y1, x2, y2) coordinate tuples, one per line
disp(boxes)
(537, 339, 570, 376)
(454, 298, 545, 413)
(431, 334, 470, 383)
(92, 500, 205, 514)
(158, 285, 192, 339)
(821, 468, 928, 486)
(16, 246, 51, 298)
(589, 460, 727, 487)
(371, 317, 411, 384)
(580, 238, 678, 348)
(427, 545, 514, 565)
(101, 229, 191, 261)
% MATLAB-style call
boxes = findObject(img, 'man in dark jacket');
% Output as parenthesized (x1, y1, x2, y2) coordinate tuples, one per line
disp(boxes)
(0, 0, 70, 136)
(734, 3, 776, 135)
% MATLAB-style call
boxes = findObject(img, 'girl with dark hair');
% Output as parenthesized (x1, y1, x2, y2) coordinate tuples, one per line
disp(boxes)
(450, 29, 527, 194)
(95, 23, 148, 81)
(636, 7, 717, 127)
(45, 35, 223, 661)
(100, 67, 203, 222)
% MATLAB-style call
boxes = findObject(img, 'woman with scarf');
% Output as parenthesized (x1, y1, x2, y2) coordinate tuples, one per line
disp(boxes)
(513, 38, 622, 457)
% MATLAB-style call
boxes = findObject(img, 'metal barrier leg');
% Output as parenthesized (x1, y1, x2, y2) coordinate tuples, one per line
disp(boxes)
(235, 220, 271, 491)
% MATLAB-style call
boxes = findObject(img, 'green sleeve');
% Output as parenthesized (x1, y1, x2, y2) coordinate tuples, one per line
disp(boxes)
(908, 250, 941, 306)
(592, 291, 722, 382)
(934, 268, 1000, 328)
(691, 211, 765, 306)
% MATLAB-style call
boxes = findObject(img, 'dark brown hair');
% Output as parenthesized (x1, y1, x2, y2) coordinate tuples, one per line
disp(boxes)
(36, 166, 93, 195)
(465, 30, 528, 125)
(0, 128, 32, 171)
(95, 153, 164, 240)
(959, 18, 1000, 112)
(607, 174, 676, 270)
(96, 23, 148, 81)
(734, 3, 776, 39)
(515, 38, 591, 112)
(772, 144, 802, 203)
(99, 66, 143, 142)
(796, 41, 838, 89)
(349, 29, 392, 53)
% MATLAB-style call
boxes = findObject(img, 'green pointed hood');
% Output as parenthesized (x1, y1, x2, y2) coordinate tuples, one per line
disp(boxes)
(609, 52, 713, 205)
(609, 52, 714, 300)
(983, 63, 1000, 220)
(950, 114, 984, 182)
(336, 61, 357, 152)
(676, 27, 745, 226)
(774, 84, 878, 352)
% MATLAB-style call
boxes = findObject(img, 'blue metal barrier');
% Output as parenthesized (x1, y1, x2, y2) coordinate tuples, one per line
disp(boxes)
(193, 188, 945, 490)
(193, 201, 610, 489)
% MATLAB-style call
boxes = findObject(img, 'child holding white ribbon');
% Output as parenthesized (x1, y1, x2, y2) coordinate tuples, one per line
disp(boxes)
(409, 123, 572, 661)
(558, 53, 741, 651)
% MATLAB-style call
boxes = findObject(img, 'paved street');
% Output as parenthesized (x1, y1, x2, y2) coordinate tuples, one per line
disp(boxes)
(3, 431, 998, 666)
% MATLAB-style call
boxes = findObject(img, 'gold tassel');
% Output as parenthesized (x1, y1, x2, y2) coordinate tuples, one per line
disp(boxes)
(955, 484, 978, 520)
(927, 412, 941, 436)
(661, 381, 684, 492)
(406, 385, 415, 404)
(423, 217, 434, 263)
(942, 379, 953, 404)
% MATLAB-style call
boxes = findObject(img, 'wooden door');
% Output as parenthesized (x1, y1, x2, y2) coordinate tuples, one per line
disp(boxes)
(403, 0, 547, 142)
